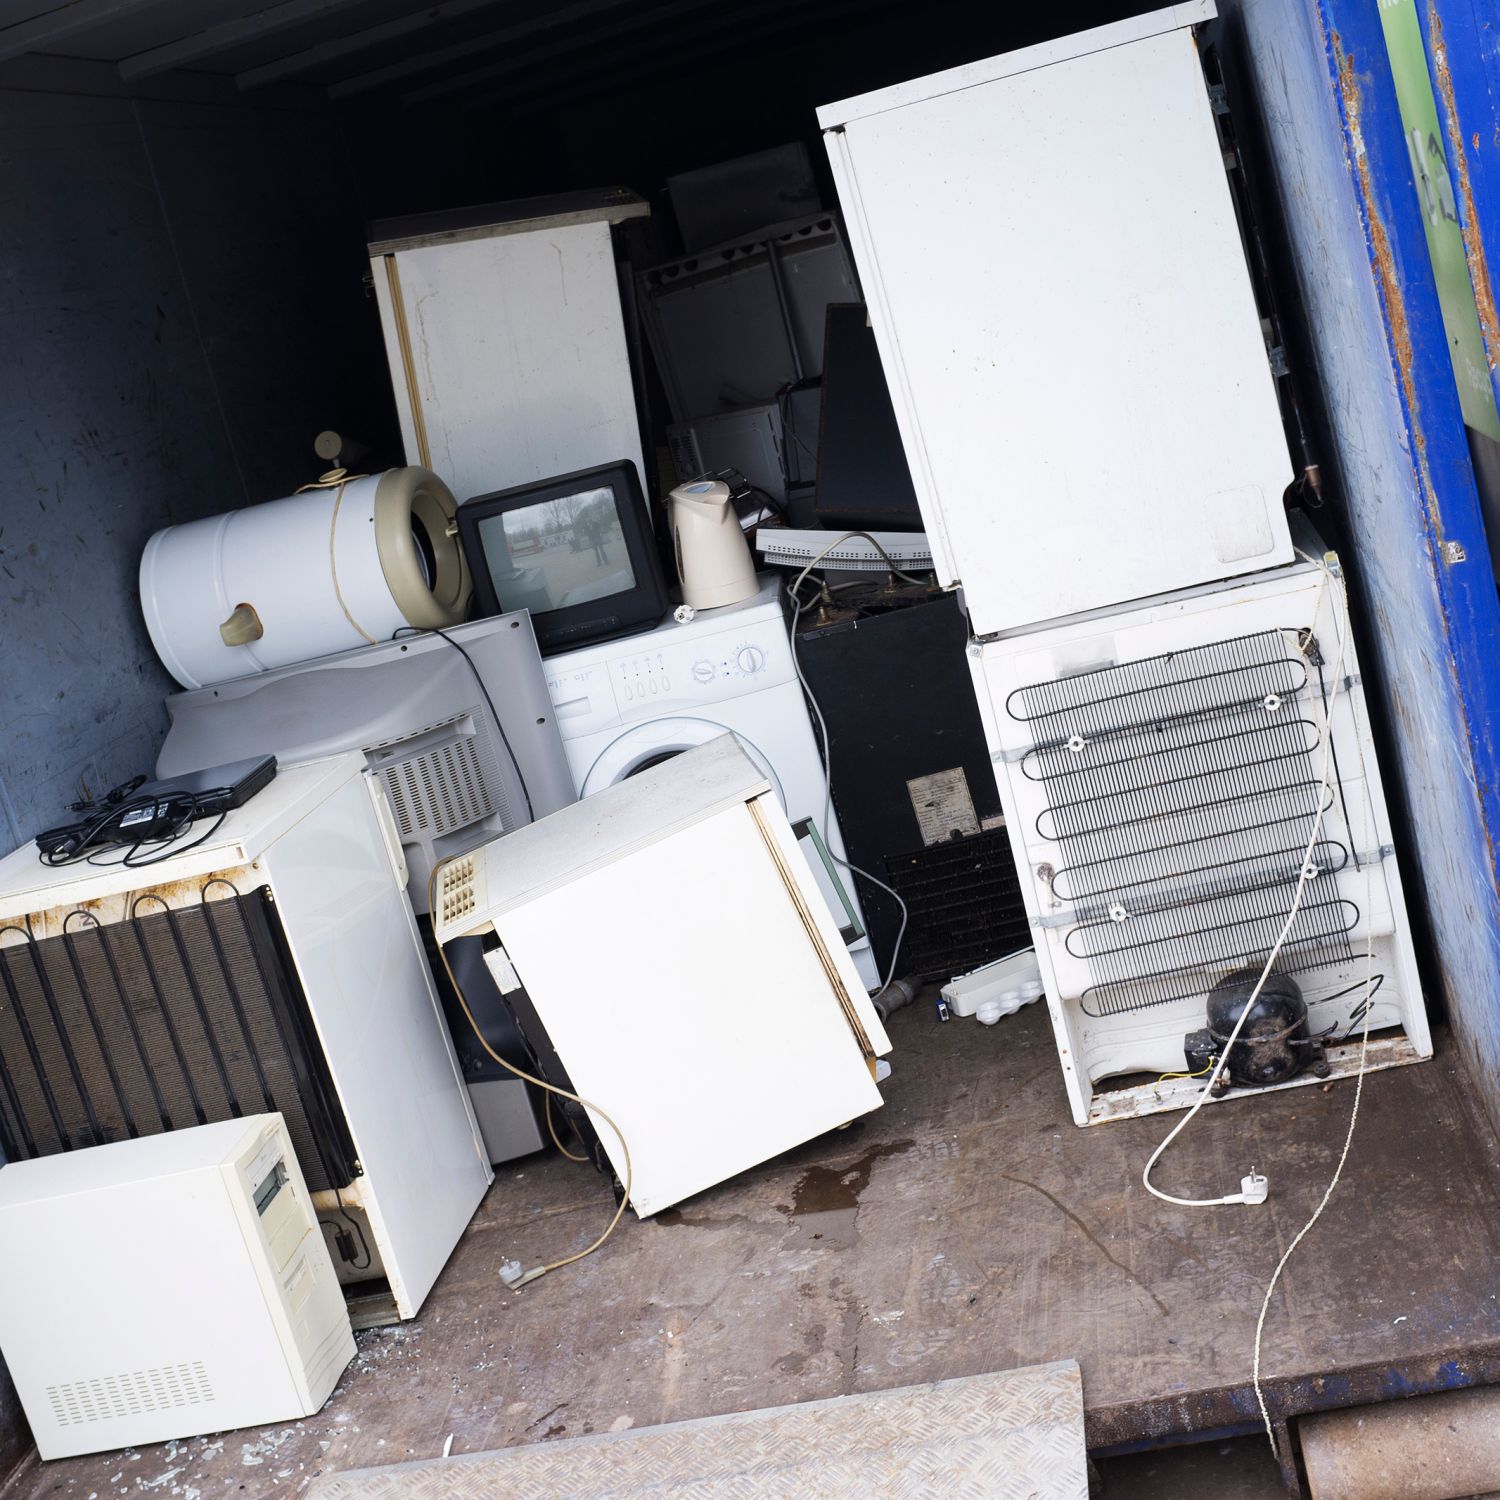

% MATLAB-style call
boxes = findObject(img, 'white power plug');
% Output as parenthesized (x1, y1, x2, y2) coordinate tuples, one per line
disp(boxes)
(1237, 1170, 1269, 1205)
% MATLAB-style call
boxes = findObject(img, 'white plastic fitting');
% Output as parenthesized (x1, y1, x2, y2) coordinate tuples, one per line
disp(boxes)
(941, 949, 1044, 1022)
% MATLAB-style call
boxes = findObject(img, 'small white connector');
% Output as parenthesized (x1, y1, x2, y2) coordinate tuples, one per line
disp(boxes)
(1238, 1170, 1269, 1205)
(499, 1259, 547, 1290)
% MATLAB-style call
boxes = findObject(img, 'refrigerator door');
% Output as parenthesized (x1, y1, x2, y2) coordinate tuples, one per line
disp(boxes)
(821, 5, 1293, 634)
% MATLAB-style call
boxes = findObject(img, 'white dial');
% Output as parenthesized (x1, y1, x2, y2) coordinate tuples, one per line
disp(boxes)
(736, 645, 766, 675)
(691, 659, 715, 684)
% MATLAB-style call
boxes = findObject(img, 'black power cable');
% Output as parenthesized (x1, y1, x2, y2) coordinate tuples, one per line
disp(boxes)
(38, 786, 233, 869)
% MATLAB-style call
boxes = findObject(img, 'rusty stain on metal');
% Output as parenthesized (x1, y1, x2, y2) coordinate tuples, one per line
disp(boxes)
(1084, 1346, 1500, 1449)
(1326, 30, 1500, 894)
(1332, 37, 1425, 478)
(1427, 6, 1500, 375)
(1330, 32, 1456, 546)
(26, 864, 254, 938)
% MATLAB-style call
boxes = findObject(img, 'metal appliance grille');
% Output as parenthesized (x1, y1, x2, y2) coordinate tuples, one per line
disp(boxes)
(1008, 630, 1354, 1018)
(0, 889, 356, 1191)
(376, 718, 497, 839)
(883, 829, 1031, 979)
(667, 427, 704, 484)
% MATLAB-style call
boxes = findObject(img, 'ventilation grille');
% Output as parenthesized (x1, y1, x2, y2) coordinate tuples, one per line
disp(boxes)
(667, 428, 704, 484)
(1009, 630, 1353, 1018)
(379, 722, 494, 840)
(47, 1361, 214, 1427)
(0, 889, 357, 1192)
(882, 829, 1031, 979)
(437, 854, 478, 930)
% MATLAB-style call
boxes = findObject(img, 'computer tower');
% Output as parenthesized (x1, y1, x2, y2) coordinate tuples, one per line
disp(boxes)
(0, 1114, 354, 1459)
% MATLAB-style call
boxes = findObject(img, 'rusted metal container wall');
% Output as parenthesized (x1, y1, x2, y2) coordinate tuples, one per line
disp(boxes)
(1229, 0, 1500, 1125)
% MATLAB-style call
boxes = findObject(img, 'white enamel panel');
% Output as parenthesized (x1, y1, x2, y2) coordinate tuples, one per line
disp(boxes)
(823, 14, 1293, 633)
(373, 220, 644, 504)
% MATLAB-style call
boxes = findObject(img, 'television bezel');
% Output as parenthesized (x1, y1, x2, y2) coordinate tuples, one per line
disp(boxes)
(457, 459, 669, 654)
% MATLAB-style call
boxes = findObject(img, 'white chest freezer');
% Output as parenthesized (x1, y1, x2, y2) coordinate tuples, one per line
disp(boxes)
(0, 1114, 354, 1459)
(434, 736, 890, 1216)
(0, 756, 491, 1319)
(819, 2, 1294, 634)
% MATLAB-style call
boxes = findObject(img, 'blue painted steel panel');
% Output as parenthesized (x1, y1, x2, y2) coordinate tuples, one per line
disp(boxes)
(1230, 0, 1500, 1123)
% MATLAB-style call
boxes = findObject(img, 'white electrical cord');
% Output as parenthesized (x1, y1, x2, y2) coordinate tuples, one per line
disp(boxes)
(1253, 895, 1374, 1459)
(1141, 553, 1343, 1208)
(1127, 544, 1380, 1458)
(1249, 550, 1382, 1461)
(782, 531, 921, 997)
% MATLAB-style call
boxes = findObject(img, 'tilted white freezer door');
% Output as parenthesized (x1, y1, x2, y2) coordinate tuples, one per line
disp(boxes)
(820, 3, 1293, 635)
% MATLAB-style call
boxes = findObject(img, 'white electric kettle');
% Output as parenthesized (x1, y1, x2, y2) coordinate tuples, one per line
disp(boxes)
(667, 478, 759, 611)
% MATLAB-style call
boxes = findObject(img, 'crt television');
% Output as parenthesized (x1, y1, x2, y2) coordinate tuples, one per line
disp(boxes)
(457, 459, 669, 654)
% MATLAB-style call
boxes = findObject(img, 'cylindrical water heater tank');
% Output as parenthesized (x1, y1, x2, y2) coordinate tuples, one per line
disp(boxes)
(140, 467, 471, 690)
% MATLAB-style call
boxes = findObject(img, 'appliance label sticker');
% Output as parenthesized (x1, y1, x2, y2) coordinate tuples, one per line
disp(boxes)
(907, 768, 979, 847)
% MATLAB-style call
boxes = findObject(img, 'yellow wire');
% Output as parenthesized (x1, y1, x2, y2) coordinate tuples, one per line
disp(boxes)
(1158, 1060, 1216, 1084)
(428, 860, 633, 1286)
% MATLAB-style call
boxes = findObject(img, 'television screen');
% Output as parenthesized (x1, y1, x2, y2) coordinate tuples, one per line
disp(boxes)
(474, 484, 638, 616)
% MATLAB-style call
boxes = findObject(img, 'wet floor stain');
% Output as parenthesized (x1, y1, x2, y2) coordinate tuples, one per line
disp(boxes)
(788, 1140, 916, 1218)
(773, 1140, 916, 1246)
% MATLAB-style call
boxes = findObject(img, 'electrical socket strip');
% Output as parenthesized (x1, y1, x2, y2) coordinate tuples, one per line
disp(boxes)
(757, 529, 933, 572)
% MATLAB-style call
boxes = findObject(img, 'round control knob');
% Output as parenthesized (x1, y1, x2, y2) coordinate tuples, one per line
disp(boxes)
(691, 659, 715, 684)
(736, 645, 766, 676)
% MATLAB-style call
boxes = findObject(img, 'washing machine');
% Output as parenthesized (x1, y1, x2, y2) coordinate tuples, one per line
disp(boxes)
(545, 575, 880, 991)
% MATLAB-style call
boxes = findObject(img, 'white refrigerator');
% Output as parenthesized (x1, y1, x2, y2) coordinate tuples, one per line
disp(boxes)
(369, 189, 649, 504)
(434, 736, 890, 1216)
(819, 1, 1294, 633)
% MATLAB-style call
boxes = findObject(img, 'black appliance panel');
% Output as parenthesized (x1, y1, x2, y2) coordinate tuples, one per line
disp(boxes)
(796, 593, 1028, 977)
(0, 889, 357, 1192)
(814, 303, 922, 529)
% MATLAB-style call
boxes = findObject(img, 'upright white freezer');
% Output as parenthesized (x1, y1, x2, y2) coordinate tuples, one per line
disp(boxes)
(966, 542, 1431, 1125)
(819, 2, 1294, 634)
(369, 188, 649, 505)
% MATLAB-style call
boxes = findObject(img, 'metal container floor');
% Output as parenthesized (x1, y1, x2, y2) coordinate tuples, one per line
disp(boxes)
(9, 1000, 1500, 1498)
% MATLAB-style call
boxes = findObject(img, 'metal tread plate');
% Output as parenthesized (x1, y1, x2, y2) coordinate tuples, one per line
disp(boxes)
(307, 1361, 1088, 1499)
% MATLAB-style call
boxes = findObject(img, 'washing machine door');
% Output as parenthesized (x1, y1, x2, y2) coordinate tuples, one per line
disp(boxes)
(579, 717, 786, 808)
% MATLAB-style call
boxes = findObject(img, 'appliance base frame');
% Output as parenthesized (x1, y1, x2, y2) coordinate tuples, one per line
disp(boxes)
(1083, 1031, 1426, 1126)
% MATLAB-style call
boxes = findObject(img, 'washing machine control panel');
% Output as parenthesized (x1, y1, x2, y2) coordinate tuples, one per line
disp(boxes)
(545, 616, 795, 740)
